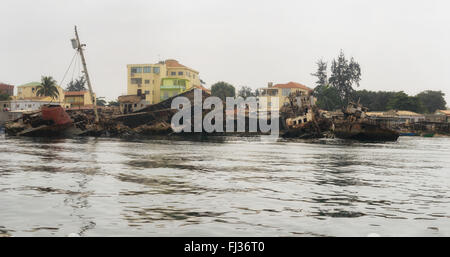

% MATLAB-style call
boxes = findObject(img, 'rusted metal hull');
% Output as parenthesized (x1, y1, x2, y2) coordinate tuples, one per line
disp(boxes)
(5, 105, 75, 137)
(334, 122, 399, 141)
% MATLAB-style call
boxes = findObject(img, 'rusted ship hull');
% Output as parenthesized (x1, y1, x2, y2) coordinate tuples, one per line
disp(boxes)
(334, 122, 399, 141)
(5, 105, 75, 137)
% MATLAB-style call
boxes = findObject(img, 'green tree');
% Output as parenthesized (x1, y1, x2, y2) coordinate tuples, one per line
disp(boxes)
(0, 94, 10, 101)
(328, 50, 361, 105)
(237, 86, 255, 99)
(314, 85, 342, 111)
(416, 90, 447, 113)
(211, 81, 235, 101)
(387, 91, 424, 113)
(107, 100, 120, 107)
(96, 97, 106, 106)
(311, 59, 328, 89)
(36, 76, 60, 99)
(355, 90, 398, 111)
(66, 76, 86, 92)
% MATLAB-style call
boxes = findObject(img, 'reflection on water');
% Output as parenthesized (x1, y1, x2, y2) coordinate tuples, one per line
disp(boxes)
(0, 134, 449, 236)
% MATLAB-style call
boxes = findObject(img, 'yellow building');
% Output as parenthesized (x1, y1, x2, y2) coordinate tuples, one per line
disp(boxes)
(126, 59, 201, 104)
(64, 91, 95, 108)
(16, 82, 65, 103)
(258, 82, 313, 111)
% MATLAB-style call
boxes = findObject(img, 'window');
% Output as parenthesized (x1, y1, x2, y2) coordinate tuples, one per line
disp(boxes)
(153, 67, 160, 74)
(145, 90, 150, 95)
(282, 88, 290, 96)
(143, 66, 151, 73)
(131, 67, 142, 74)
(145, 80, 150, 84)
(170, 71, 176, 76)
(163, 92, 169, 99)
(178, 71, 183, 76)
(131, 78, 142, 84)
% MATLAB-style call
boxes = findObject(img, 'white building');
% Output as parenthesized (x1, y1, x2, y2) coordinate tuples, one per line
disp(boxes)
(0, 100, 68, 125)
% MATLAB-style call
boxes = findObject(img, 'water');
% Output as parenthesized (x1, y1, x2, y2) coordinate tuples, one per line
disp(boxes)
(0, 134, 449, 237)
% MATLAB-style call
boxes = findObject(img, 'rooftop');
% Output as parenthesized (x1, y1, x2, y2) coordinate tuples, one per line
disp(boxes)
(18, 82, 40, 87)
(64, 91, 88, 96)
(436, 109, 450, 116)
(273, 82, 312, 91)
(118, 95, 145, 104)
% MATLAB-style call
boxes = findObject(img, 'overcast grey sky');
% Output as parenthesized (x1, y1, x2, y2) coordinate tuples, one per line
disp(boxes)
(1, 0, 449, 105)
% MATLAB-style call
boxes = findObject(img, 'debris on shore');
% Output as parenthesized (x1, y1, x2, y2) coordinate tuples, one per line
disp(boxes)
(4, 90, 405, 142)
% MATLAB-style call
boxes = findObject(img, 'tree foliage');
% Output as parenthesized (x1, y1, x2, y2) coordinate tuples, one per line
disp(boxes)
(328, 50, 361, 104)
(354, 90, 446, 113)
(36, 76, 60, 99)
(386, 92, 424, 113)
(0, 94, 10, 101)
(237, 86, 255, 99)
(314, 85, 342, 111)
(107, 100, 120, 107)
(66, 76, 86, 92)
(96, 97, 106, 106)
(311, 59, 328, 88)
(354, 90, 398, 111)
(416, 90, 447, 113)
(211, 81, 235, 101)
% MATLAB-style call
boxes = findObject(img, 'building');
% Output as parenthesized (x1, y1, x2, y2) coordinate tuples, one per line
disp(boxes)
(126, 59, 201, 105)
(435, 110, 450, 122)
(258, 82, 313, 112)
(0, 99, 70, 125)
(16, 82, 65, 103)
(0, 83, 14, 96)
(118, 95, 147, 114)
(64, 91, 95, 108)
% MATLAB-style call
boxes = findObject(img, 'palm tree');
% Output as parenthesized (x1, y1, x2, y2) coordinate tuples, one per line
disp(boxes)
(36, 76, 60, 100)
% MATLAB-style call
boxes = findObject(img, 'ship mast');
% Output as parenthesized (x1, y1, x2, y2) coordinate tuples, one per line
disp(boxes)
(73, 25, 99, 123)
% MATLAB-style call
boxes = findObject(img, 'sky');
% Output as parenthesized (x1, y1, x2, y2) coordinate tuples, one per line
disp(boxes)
(1, 0, 449, 105)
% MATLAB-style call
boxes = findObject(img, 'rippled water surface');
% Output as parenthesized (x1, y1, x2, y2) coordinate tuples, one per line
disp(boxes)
(0, 133, 449, 236)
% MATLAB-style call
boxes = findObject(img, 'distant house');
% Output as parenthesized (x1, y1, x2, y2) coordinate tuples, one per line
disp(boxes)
(258, 82, 314, 112)
(386, 110, 425, 123)
(64, 91, 95, 108)
(16, 82, 65, 103)
(0, 99, 69, 125)
(118, 94, 148, 114)
(435, 110, 450, 122)
(0, 83, 14, 96)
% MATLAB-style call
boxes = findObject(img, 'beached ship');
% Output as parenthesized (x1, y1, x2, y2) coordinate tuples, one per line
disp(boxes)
(5, 105, 75, 137)
(333, 101, 399, 141)
(280, 91, 332, 138)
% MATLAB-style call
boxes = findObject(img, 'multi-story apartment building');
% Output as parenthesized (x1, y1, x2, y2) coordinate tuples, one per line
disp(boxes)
(126, 59, 201, 105)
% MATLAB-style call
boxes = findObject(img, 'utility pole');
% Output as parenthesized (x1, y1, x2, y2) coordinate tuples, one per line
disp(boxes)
(74, 25, 99, 122)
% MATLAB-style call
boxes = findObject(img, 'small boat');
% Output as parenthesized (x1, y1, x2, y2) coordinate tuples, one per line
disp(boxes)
(422, 133, 435, 138)
(399, 132, 419, 136)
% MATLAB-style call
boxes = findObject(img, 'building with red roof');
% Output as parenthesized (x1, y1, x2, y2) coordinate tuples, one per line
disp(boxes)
(258, 82, 314, 111)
